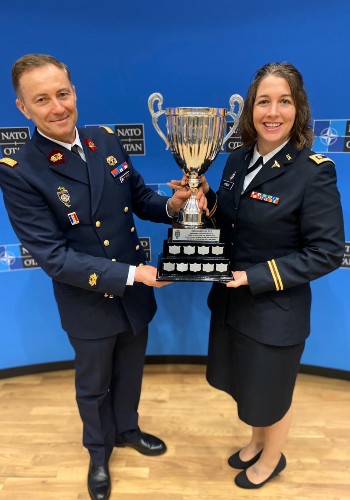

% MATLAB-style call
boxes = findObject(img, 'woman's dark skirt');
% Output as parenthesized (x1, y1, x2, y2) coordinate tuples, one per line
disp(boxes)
(206, 318, 305, 427)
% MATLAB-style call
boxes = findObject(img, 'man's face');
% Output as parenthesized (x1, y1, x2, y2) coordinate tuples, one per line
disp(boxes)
(16, 64, 78, 144)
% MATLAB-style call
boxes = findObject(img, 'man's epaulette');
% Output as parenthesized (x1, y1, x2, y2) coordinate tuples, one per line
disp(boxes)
(309, 154, 334, 165)
(0, 157, 18, 168)
(100, 126, 114, 134)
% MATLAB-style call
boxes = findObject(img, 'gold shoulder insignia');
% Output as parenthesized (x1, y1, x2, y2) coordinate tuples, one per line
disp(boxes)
(309, 154, 334, 165)
(0, 157, 18, 168)
(100, 126, 114, 134)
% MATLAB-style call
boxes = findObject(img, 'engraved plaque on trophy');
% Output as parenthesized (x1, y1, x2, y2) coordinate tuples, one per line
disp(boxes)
(148, 93, 244, 281)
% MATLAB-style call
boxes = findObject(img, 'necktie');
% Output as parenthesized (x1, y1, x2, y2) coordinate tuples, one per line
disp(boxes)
(71, 144, 81, 158)
(247, 156, 263, 174)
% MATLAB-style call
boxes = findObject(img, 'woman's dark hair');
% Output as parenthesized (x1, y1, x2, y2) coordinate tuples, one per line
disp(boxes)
(238, 62, 314, 150)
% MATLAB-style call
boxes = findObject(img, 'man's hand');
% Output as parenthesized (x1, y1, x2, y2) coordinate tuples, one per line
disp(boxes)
(226, 271, 248, 288)
(134, 265, 171, 288)
(167, 175, 209, 215)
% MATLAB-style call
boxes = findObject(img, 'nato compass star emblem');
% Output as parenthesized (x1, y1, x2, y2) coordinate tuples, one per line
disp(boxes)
(320, 126, 339, 147)
(0, 249, 16, 269)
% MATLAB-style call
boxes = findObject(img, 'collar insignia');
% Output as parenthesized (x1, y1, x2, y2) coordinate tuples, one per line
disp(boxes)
(286, 154, 292, 161)
(85, 138, 97, 151)
(49, 149, 65, 165)
(107, 155, 117, 166)
(272, 160, 280, 168)
(57, 186, 71, 207)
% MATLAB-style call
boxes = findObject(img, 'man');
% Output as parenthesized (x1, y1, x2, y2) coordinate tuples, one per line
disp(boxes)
(0, 54, 205, 500)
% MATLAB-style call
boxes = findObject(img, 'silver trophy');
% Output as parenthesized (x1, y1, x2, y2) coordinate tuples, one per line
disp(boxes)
(148, 93, 244, 281)
(148, 93, 243, 227)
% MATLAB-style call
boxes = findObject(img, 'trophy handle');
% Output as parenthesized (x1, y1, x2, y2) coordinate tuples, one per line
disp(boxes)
(222, 94, 244, 147)
(148, 92, 170, 150)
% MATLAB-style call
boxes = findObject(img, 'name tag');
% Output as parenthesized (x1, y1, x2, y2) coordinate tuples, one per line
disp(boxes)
(221, 179, 234, 190)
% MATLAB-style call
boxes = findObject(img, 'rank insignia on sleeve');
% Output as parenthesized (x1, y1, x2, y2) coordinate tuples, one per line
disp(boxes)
(68, 212, 80, 225)
(88, 272, 99, 287)
(49, 149, 65, 165)
(106, 155, 117, 166)
(250, 191, 280, 205)
(0, 157, 18, 167)
(85, 138, 97, 151)
(57, 186, 71, 207)
(100, 126, 114, 134)
(309, 154, 334, 165)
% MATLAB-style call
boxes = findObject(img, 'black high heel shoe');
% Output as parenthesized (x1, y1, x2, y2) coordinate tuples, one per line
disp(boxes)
(234, 453, 286, 489)
(228, 448, 263, 469)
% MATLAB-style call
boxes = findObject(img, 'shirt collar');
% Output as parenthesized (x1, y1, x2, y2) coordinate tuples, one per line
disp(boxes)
(37, 127, 83, 151)
(251, 139, 290, 165)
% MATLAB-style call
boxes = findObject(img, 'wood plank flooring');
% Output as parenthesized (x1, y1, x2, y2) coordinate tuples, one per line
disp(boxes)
(0, 364, 349, 499)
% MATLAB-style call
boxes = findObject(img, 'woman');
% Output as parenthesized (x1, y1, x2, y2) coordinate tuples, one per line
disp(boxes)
(204, 63, 345, 488)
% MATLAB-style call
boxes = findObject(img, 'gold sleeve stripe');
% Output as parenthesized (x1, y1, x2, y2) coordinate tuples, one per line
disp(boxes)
(268, 260, 280, 291)
(208, 196, 218, 218)
(271, 259, 283, 291)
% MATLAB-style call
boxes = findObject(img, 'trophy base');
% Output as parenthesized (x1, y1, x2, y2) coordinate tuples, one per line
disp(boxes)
(156, 226, 232, 282)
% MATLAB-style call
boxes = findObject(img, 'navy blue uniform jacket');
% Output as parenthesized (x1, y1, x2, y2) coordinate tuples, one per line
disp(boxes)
(0, 127, 171, 339)
(206, 142, 345, 346)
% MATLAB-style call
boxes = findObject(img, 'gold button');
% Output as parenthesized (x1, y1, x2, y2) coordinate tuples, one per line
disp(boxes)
(104, 240, 110, 247)
(124, 206, 129, 213)
(95, 221, 101, 228)
(130, 226, 135, 233)
(136, 244, 140, 250)
(111, 258, 117, 262)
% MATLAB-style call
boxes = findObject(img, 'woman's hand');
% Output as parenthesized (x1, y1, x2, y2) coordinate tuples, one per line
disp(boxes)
(167, 175, 209, 215)
(226, 271, 248, 288)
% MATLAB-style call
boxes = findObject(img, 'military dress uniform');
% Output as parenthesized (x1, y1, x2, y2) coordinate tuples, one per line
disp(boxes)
(205, 141, 344, 426)
(0, 126, 172, 464)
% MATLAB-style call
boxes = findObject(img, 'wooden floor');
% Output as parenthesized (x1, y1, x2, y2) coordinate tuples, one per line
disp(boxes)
(0, 364, 349, 499)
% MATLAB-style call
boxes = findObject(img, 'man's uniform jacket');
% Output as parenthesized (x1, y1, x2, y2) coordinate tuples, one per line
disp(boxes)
(0, 127, 171, 339)
(206, 142, 345, 346)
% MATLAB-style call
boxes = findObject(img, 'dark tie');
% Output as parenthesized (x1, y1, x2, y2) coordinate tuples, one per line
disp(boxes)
(247, 156, 263, 174)
(71, 144, 82, 159)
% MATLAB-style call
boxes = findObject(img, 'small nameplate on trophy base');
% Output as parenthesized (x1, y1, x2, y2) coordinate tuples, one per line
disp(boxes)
(171, 227, 220, 243)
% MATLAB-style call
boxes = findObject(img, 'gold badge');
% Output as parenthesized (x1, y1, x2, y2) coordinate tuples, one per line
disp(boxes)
(286, 154, 292, 160)
(51, 152, 64, 162)
(89, 273, 98, 287)
(106, 156, 117, 166)
(272, 160, 280, 168)
(57, 186, 71, 207)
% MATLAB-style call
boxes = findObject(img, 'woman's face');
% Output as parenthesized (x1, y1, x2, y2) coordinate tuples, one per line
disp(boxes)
(253, 75, 296, 156)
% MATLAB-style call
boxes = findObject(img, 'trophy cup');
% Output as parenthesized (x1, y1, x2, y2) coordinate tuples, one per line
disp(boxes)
(148, 93, 243, 281)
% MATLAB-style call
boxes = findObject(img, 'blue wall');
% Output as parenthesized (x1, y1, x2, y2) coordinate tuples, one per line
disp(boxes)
(1, 0, 349, 371)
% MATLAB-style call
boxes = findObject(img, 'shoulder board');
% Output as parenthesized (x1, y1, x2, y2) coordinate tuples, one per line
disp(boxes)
(100, 126, 115, 134)
(309, 154, 334, 165)
(0, 157, 18, 168)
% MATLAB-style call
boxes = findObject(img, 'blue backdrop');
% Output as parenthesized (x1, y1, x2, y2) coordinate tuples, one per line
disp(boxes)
(1, 0, 349, 372)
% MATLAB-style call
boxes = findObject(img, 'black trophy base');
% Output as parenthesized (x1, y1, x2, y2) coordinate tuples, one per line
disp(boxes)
(156, 226, 232, 282)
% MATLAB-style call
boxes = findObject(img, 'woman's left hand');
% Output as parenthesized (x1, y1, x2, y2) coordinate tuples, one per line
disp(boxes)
(226, 271, 248, 288)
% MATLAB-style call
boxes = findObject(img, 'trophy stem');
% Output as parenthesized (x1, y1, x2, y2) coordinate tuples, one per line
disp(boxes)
(177, 190, 205, 228)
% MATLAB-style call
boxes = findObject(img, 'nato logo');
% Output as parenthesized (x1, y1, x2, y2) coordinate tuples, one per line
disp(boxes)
(0, 244, 39, 272)
(0, 126, 30, 156)
(342, 242, 350, 269)
(313, 120, 350, 153)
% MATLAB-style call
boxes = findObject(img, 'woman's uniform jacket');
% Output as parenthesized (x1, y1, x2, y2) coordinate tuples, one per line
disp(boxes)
(206, 142, 345, 346)
(0, 126, 171, 339)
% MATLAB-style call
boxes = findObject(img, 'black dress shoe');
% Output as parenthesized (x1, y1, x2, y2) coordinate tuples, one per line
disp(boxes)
(115, 430, 167, 456)
(87, 460, 111, 500)
(234, 453, 286, 489)
(228, 448, 263, 469)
